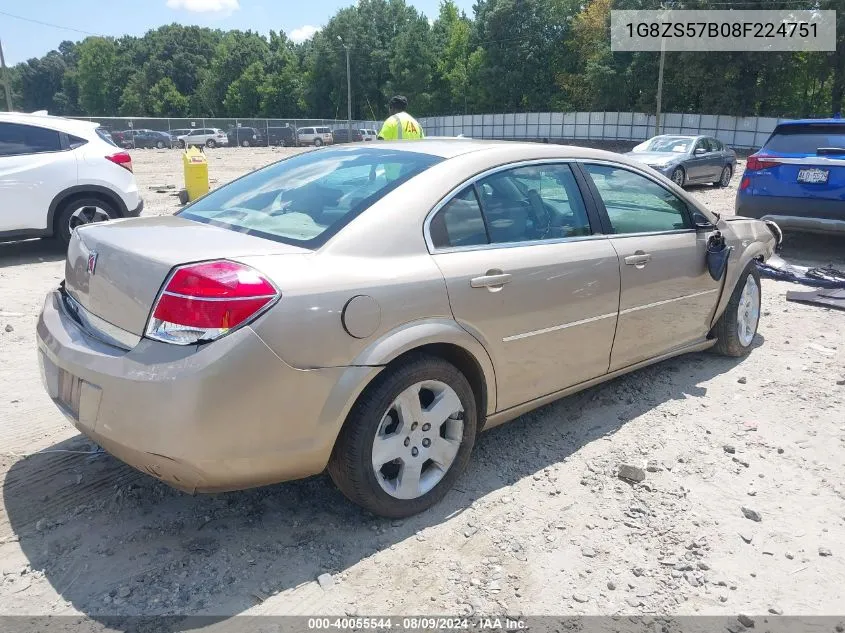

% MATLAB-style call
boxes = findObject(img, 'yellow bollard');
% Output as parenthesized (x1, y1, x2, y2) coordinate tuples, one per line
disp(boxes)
(182, 145, 209, 202)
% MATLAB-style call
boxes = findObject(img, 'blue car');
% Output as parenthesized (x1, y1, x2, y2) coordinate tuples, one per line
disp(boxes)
(736, 119, 845, 234)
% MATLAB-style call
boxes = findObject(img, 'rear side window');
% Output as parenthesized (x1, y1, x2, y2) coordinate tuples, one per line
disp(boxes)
(95, 128, 116, 147)
(477, 164, 592, 243)
(180, 147, 443, 248)
(0, 122, 62, 156)
(430, 186, 488, 249)
(764, 124, 845, 154)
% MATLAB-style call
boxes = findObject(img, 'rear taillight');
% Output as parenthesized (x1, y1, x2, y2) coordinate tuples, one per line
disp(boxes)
(145, 260, 279, 345)
(745, 154, 781, 171)
(740, 176, 751, 191)
(106, 152, 133, 172)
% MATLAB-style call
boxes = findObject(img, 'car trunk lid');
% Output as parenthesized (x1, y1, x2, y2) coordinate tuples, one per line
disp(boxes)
(64, 215, 308, 336)
(750, 123, 845, 204)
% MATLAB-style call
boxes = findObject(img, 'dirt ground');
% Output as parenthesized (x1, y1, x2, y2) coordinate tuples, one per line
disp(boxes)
(1, 146, 844, 626)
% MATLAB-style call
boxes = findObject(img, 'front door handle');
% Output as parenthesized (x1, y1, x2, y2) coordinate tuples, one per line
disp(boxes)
(471, 271, 512, 289)
(624, 252, 651, 268)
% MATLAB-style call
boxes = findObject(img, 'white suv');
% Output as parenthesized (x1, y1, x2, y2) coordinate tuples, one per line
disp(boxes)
(0, 112, 142, 245)
(176, 128, 229, 148)
(296, 126, 334, 147)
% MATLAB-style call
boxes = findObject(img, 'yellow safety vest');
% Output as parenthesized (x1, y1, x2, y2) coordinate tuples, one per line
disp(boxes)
(378, 112, 425, 140)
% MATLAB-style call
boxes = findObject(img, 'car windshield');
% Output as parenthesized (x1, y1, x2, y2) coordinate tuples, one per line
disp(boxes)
(632, 136, 693, 154)
(764, 125, 845, 154)
(179, 147, 443, 248)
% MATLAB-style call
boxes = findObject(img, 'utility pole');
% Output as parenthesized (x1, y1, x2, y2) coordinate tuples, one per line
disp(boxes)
(337, 36, 352, 141)
(655, 36, 665, 136)
(0, 38, 12, 112)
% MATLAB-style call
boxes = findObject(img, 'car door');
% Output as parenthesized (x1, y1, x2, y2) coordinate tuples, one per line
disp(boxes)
(428, 162, 621, 411)
(580, 162, 721, 371)
(702, 138, 724, 180)
(685, 138, 711, 182)
(0, 122, 78, 232)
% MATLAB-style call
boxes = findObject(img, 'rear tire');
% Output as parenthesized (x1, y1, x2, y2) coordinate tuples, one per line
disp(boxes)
(712, 263, 761, 357)
(55, 197, 119, 246)
(715, 165, 732, 188)
(328, 355, 478, 518)
(206, 139, 217, 148)
(314, 138, 323, 147)
(671, 166, 686, 187)
(241, 139, 251, 147)
(156, 140, 165, 149)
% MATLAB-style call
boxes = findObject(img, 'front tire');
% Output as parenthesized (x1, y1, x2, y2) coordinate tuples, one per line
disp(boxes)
(671, 166, 686, 187)
(241, 139, 251, 147)
(156, 140, 165, 149)
(715, 165, 732, 187)
(55, 197, 119, 246)
(328, 355, 478, 518)
(712, 263, 761, 357)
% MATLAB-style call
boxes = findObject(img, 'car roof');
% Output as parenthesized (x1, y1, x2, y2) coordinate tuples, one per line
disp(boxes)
(0, 111, 100, 135)
(351, 138, 640, 160)
(775, 118, 845, 127)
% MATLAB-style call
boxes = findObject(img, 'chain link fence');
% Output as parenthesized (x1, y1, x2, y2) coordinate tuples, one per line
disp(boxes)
(418, 111, 785, 149)
(69, 117, 381, 148)
(72, 111, 787, 150)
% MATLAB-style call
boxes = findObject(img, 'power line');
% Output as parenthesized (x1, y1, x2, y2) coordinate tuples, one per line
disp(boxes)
(0, 9, 103, 37)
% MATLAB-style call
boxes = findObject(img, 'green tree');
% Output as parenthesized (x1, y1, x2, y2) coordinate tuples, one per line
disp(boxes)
(224, 61, 265, 117)
(76, 38, 121, 115)
(148, 77, 190, 117)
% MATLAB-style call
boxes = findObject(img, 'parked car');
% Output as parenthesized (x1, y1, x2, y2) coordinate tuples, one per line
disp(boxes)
(267, 126, 298, 147)
(129, 130, 174, 149)
(169, 128, 193, 139)
(35, 141, 778, 518)
(625, 135, 737, 188)
(360, 129, 378, 141)
(177, 128, 229, 148)
(111, 129, 153, 147)
(736, 119, 845, 234)
(297, 126, 333, 146)
(227, 126, 266, 147)
(332, 128, 364, 144)
(0, 112, 142, 245)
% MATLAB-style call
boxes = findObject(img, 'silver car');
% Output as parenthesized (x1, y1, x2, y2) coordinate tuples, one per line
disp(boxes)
(36, 141, 777, 518)
(626, 135, 737, 188)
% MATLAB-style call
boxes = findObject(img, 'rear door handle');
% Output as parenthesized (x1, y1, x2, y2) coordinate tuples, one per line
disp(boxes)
(624, 252, 651, 267)
(471, 272, 512, 288)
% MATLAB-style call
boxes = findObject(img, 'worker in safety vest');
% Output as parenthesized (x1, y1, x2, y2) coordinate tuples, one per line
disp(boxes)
(377, 95, 424, 140)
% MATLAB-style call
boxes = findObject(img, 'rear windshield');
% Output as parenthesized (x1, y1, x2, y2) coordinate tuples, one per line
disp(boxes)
(764, 124, 845, 154)
(179, 147, 443, 248)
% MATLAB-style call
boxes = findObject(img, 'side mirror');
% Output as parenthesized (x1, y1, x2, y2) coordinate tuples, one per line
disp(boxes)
(694, 147, 707, 156)
(692, 211, 715, 230)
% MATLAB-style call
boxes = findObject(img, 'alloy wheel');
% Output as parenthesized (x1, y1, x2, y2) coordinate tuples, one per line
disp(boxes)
(371, 380, 464, 500)
(737, 275, 760, 347)
(68, 205, 111, 232)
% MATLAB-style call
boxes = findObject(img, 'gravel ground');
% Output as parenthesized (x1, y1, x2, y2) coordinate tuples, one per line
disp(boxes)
(1, 146, 844, 626)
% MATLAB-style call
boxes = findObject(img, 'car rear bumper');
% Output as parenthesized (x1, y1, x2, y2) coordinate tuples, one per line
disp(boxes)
(127, 199, 144, 217)
(735, 194, 845, 234)
(36, 289, 376, 493)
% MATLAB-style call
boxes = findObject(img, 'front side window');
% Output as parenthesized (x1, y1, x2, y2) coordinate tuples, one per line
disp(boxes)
(583, 164, 690, 234)
(476, 163, 591, 244)
(180, 147, 442, 248)
(0, 122, 62, 156)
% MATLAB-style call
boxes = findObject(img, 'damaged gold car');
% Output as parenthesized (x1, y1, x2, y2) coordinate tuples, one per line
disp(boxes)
(36, 141, 780, 517)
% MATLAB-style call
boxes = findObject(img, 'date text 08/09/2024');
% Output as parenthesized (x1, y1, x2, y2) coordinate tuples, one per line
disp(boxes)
(307, 618, 528, 631)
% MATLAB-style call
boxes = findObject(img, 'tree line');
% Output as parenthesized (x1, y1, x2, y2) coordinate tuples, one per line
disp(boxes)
(1, 0, 843, 121)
